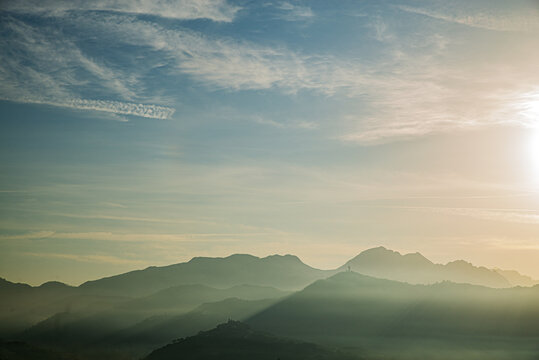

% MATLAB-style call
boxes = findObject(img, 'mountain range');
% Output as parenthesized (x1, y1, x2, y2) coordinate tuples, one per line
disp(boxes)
(1, 246, 538, 360)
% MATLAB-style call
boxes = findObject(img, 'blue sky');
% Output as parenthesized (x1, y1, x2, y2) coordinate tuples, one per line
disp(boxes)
(1, 0, 539, 284)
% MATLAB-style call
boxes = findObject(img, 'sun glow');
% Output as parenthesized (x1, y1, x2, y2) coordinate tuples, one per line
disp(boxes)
(529, 129, 539, 187)
(516, 90, 539, 187)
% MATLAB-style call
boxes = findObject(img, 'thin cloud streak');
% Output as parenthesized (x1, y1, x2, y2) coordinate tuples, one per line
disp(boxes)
(397, 4, 539, 32)
(23, 251, 147, 265)
(2, 97, 175, 120)
(1, 0, 240, 22)
(0, 231, 263, 243)
(390, 206, 539, 225)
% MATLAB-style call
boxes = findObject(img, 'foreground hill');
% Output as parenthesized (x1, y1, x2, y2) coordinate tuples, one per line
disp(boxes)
(79, 254, 330, 297)
(248, 272, 539, 360)
(103, 298, 282, 358)
(144, 320, 360, 360)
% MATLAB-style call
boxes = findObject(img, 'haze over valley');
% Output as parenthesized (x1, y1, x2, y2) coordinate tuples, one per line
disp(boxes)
(1, 247, 539, 359)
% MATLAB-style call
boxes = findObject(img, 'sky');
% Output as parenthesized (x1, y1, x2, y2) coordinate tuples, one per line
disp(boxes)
(1, 0, 539, 285)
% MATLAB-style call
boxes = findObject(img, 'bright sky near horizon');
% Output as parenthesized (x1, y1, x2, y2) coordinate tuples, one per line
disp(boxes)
(1, 0, 539, 285)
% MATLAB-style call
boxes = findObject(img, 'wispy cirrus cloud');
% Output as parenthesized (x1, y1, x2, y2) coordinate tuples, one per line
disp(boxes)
(0, 231, 261, 243)
(23, 251, 147, 265)
(338, 9, 539, 144)
(275, 2, 314, 21)
(3, 1, 539, 140)
(0, 15, 175, 119)
(253, 115, 318, 130)
(75, 14, 368, 95)
(1, 0, 240, 22)
(406, 206, 539, 225)
(96, 12, 536, 144)
(439, 208, 539, 225)
(397, 4, 539, 32)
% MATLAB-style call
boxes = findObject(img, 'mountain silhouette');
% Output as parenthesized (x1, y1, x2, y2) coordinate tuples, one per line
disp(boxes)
(0, 278, 79, 336)
(79, 254, 330, 297)
(341, 246, 512, 287)
(2, 247, 539, 360)
(494, 268, 539, 287)
(143, 320, 360, 360)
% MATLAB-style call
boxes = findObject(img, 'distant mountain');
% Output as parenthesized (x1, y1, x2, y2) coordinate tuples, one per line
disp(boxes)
(0, 278, 32, 291)
(2, 248, 538, 346)
(0, 278, 79, 336)
(341, 246, 512, 287)
(80, 254, 330, 297)
(248, 271, 539, 360)
(121, 283, 288, 313)
(143, 320, 360, 360)
(494, 268, 539, 287)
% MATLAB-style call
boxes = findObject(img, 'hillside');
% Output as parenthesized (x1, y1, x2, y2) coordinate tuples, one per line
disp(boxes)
(144, 320, 360, 360)
(103, 297, 282, 358)
(248, 271, 539, 360)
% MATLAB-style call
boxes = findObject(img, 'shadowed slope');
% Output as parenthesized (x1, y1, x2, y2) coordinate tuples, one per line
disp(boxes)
(102, 297, 282, 358)
(144, 320, 361, 360)
(248, 271, 539, 359)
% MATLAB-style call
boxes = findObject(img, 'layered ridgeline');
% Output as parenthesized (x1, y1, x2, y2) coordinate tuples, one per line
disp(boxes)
(78, 247, 539, 295)
(1, 248, 538, 360)
(1, 248, 537, 337)
(79, 254, 329, 297)
(0, 254, 318, 337)
(19, 289, 287, 358)
(247, 272, 539, 360)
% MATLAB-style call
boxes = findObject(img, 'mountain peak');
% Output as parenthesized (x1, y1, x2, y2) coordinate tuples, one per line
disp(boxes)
(38, 281, 71, 289)
(341, 247, 511, 288)
(262, 254, 302, 263)
(187, 254, 259, 264)
(346, 247, 432, 267)
(362, 246, 392, 254)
